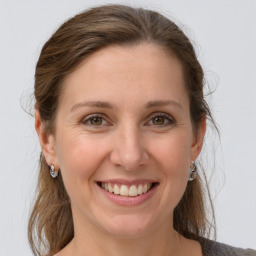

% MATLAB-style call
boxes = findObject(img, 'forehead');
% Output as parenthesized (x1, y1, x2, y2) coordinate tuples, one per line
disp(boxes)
(60, 43, 188, 111)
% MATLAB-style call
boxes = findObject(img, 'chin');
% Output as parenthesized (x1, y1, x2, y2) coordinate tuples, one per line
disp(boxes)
(98, 213, 156, 239)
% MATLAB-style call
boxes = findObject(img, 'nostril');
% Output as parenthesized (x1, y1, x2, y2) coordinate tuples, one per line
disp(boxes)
(109, 139, 149, 170)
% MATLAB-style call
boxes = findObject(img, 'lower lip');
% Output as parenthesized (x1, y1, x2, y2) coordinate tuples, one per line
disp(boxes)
(98, 185, 157, 206)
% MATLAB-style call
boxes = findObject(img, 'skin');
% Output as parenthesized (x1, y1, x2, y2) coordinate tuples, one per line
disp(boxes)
(36, 43, 205, 256)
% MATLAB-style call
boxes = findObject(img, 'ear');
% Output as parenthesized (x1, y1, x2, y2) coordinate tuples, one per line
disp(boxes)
(35, 109, 59, 169)
(191, 115, 206, 162)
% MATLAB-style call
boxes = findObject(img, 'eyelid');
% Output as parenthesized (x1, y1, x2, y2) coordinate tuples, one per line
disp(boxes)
(145, 112, 175, 126)
(80, 112, 175, 127)
(81, 113, 110, 126)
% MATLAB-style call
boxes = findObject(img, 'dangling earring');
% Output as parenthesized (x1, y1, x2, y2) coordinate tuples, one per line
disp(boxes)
(50, 164, 58, 178)
(188, 161, 197, 181)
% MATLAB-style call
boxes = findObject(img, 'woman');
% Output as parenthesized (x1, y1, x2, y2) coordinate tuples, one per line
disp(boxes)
(28, 4, 256, 256)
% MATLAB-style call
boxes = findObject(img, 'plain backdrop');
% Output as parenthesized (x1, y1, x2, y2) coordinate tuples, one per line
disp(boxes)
(0, 0, 255, 255)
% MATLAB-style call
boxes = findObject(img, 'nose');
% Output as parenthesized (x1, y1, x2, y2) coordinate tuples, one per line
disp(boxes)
(109, 124, 149, 171)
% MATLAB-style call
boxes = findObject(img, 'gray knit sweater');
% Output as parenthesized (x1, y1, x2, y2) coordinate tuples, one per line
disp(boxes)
(198, 238, 256, 256)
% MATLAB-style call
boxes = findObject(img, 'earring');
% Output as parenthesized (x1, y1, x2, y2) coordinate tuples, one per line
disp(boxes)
(50, 164, 58, 178)
(188, 161, 197, 181)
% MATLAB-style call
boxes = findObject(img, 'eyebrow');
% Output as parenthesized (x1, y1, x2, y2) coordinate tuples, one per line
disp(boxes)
(145, 100, 183, 110)
(70, 101, 114, 112)
(70, 100, 183, 112)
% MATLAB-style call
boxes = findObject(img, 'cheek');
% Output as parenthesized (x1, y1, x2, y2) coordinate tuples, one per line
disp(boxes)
(56, 132, 109, 181)
(149, 133, 191, 203)
(150, 133, 192, 170)
(55, 132, 111, 209)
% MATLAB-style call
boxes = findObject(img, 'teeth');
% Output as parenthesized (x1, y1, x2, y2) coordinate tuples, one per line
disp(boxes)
(120, 185, 129, 196)
(113, 184, 120, 194)
(108, 183, 113, 193)
(101, 182, 153, 197)
(129, 185, 137, 197)
(143, 184, 148, 193)
(137, 184, 143, 195)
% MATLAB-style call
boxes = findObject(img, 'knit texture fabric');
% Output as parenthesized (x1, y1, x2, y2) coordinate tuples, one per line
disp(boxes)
(198, 237, 256, 256)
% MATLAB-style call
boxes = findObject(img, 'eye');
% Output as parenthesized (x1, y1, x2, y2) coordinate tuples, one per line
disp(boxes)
(81, 114, 108, 126)
(147, 113, 175, 126)
(89, 116, 104, 126)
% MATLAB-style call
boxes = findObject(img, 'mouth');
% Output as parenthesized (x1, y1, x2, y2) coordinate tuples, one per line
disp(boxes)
(96, 181, 158, 197)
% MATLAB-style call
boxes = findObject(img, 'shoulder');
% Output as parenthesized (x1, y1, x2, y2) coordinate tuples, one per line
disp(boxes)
(198, 237, 256, 256)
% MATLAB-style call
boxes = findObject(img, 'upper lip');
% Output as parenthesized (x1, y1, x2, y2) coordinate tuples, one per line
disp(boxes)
(96, 179, 159, 186)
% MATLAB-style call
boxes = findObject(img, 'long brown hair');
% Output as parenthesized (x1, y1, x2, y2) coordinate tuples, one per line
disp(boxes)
(28, 4, 216, 256)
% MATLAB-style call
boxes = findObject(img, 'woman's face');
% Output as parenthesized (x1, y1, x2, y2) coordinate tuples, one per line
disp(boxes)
(41, 43, 204, 238)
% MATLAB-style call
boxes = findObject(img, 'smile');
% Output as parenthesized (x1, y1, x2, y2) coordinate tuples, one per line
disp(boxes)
(99, 182, 154, 197)
(96, 180, 159, 206)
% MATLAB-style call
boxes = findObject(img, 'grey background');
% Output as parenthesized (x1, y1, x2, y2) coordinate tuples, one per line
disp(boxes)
(0, 0, 255, 254)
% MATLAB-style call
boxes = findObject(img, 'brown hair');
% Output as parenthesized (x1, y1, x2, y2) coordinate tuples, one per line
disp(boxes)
(29, 4, 216, 256)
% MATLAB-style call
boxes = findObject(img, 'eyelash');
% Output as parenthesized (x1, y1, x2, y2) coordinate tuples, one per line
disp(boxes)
(81, 113, 109, 127)
(81, 112, 175, 127)
(147, 113, 175, 126)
